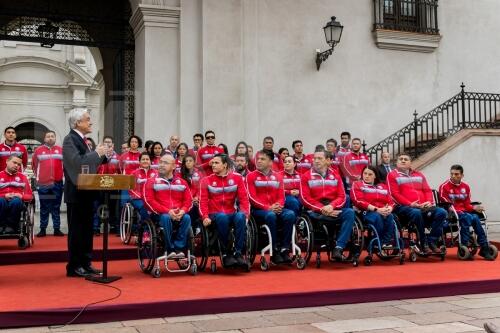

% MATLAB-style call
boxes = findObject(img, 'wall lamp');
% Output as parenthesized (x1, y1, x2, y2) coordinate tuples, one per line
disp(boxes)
(315, 16, 343, 71)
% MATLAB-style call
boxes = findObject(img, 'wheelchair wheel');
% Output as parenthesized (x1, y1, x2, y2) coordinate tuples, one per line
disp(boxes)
(137, 219, 158, 273)
(489, 244, 498, 259)
(457, 244, 471, 260)
(25, 201, 35, 247)
(191, 223, 208, 271)
(345, 217, 364, 263)
(295, 215, 313, 264)
(120, 203, 134, 244)
(245, 217, 258, 267)
(18, 236, 29, 249)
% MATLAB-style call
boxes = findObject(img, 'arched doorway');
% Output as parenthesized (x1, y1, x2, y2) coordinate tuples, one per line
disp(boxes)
(14, 121, 49, 154)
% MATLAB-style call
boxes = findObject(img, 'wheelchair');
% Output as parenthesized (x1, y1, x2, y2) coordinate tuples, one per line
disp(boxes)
(119, 202, 140, 244)
(205, 216, 257, 273)
(136, 216, 205, 278)
(436, 193, 498, 260)
(0, 199, 35, 249)
(301, 210, 364, 268)
(253, 214, 311, 271)
(357, 211, 405, 266)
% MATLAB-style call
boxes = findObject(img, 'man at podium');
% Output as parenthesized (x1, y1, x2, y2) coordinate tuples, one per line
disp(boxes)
(63, 109, 110, 278)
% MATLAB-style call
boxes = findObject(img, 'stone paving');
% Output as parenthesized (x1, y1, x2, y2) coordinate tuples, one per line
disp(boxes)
(3, 293, 500, 333)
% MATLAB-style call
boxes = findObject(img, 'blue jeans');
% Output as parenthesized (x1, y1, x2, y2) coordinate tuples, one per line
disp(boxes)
(37, 181, 63, 230)
(285, 195, 302, 217)
(394, 205, 446, 246)
(458, 212, 488, 247)
(0, 197, 23, 229)
(364, 211, 395, 245)
(252, 208, 295, 251)
(158, 213, 191, 252)
(308, 208, 355, 249)
(131, 199, 150, 223)
(209, 212, 246, 254)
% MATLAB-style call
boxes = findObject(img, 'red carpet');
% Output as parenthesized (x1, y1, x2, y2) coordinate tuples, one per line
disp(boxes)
(1, 248, 500, 328)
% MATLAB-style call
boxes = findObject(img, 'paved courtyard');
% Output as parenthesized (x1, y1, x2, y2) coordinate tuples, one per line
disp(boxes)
(2, 292, 500, 332)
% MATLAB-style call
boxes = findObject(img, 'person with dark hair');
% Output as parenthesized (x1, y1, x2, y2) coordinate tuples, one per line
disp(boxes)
(292, 140, 313, 174)
(32, 130, 64, 237)
(175, 142, 189, 173)
(129, 152, 157, 224)
(234, 153, 249, 178)
(218, 143, 229, 155)
(247, 149, 295, 264)
(300, 149, 354, 260)
(326, 138, 341, 174)
(376, 151, 394, 183)
(232, 141, 255, 171)
(180, 154, 203, 226)
(342, 138, 370, 189)
(281, 156, 302, 216)
(387, 153, 446, 254)
(0, 155, 33, 235)
(144, 140, 154, 155)
(253, 136, 283, 172)
(120, 135, 142, 175)
(351, 165, 396, 249)
(196, 130, 223, 175)
(0, 127, 28, 172)
(144, 154, 192, 259)
(438, 164, 495, 260)
(278, 147, 289, 161)
(189, 133, 204, 158)
(149, 141, 164, 170)
(200, 154, 249, 268)
(336, 131, 351, 158)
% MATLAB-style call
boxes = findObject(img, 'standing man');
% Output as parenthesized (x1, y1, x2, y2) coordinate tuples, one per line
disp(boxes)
(336, 131, 351, 158)
(165, 135, 180, 157)
(63, 109, 109, 277)
(0, 127, 28, 172)
(32, 130, 64, 237)
(342, 138, 370, 190)
(196, 130, 223, 175)
(189, 133, 204, 157)
(292, 140, 313, 174)
(377, 151, 394, 183)
(253, 136, 283, 172)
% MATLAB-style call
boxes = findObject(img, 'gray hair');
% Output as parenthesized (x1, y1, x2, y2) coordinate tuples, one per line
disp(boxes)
(68, 109, 89, 129)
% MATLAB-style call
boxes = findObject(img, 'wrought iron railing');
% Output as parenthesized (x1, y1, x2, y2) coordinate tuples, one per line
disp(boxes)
(373, 0, 439, 35)
(365, 84, 500, 165)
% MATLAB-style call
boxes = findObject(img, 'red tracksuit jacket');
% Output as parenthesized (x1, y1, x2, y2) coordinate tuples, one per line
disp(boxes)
(184, 168, 203, 199)
(438, 179, 474, 213)
(31, 145, 63, 186)
(246, 169, 285, 210)
(386, 169, 434, 206)
(281, 170, 301, 195)
(342, 151, 370, 185)
(0, 170, 33, 201)
(98, 152, 121, 175)
(293, 154, 313, 174)
(120, 151, 141, 175)
(0, 142, 28, 171)
(129, 167, 157, 200)
(143, 175, 192, 215)
(199, 171, 249, 219)
(196, 145, 223, 175)
(350, 180, 394, 210)
(300, 168, 346, 212)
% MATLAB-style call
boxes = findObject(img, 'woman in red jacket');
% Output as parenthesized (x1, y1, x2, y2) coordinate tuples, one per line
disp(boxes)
(129, 152, 157, 222)
(281, 156, 302, 216)
(180, 154, 204, 226)
(150, 141, 164, 171)
(350, 165, 396, 248)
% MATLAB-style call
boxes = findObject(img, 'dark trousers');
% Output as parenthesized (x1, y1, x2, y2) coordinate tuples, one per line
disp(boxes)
(67, 201, 94, 271)
(252, 208, 295, 251)
(394, 205, 446, 247)
(458, 212, 488, 247)
(0, 197, 23, 229)
(209, 212, 247, 254)
(38, 181, 63, 230)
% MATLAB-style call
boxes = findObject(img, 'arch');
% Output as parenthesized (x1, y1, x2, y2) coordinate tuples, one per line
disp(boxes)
(13, 121, 49, 154)
(10, 117, 60, 142)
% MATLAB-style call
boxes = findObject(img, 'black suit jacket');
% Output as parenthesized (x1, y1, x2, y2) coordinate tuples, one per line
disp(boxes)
(63, 129, 105, 203)
(377, 164, 395, 183)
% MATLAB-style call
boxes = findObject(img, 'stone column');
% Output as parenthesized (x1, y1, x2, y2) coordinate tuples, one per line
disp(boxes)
(130, 1, 181, 142)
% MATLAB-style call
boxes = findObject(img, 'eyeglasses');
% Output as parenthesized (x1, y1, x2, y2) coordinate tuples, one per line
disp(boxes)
(206, 136, 215, 139)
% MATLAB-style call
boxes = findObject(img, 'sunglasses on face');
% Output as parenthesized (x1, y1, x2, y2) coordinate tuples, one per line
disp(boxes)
(206, 136, 215, 139)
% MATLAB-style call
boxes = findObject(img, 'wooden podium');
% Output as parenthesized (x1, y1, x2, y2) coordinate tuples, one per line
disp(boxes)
(77, 174, 135, 283)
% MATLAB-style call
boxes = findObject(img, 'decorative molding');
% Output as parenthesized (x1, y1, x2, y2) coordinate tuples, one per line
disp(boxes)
(414, 129, 500, 170)
(373, 29, 441, 53)
(130, 4, 181, 38)
(0, 98, 99, 109)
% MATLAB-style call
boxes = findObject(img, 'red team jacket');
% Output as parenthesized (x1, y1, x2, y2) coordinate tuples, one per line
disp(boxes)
(31, 145, 63, 186)
(143, 175, 192, 215)
(350, 180, 394, 210)
(0, 170, 33, 201)
(386, 169, 434, 206)
(120, 151, 141, 175)
(246, 170, 285, 210)
(300, 168, 346, 212)
(342, 151, 370, 185)
(281, 170, 301, 195)
(199, 172, 249, 219)
(293, 154, 313, 174)
(0, 142, 28, 171)
(98, 152, 121, 175)
(196, 145, 223, 175)
(185, 168, 203, 199)
(129, 167, 157, 200)
(438, 179, 475, 213)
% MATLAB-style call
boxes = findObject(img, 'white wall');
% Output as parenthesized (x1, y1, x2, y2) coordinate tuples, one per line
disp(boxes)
(420, 136, 500, 222)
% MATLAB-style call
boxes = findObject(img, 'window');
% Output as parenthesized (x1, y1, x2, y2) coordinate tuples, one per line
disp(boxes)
(374, 0, 439, 35)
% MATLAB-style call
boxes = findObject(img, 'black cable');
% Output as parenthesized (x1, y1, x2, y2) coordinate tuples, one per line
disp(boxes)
(48, 282, 122, 329)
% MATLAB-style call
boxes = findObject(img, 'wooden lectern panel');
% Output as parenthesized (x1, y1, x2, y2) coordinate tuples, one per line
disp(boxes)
(77, 174, 135, 191)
